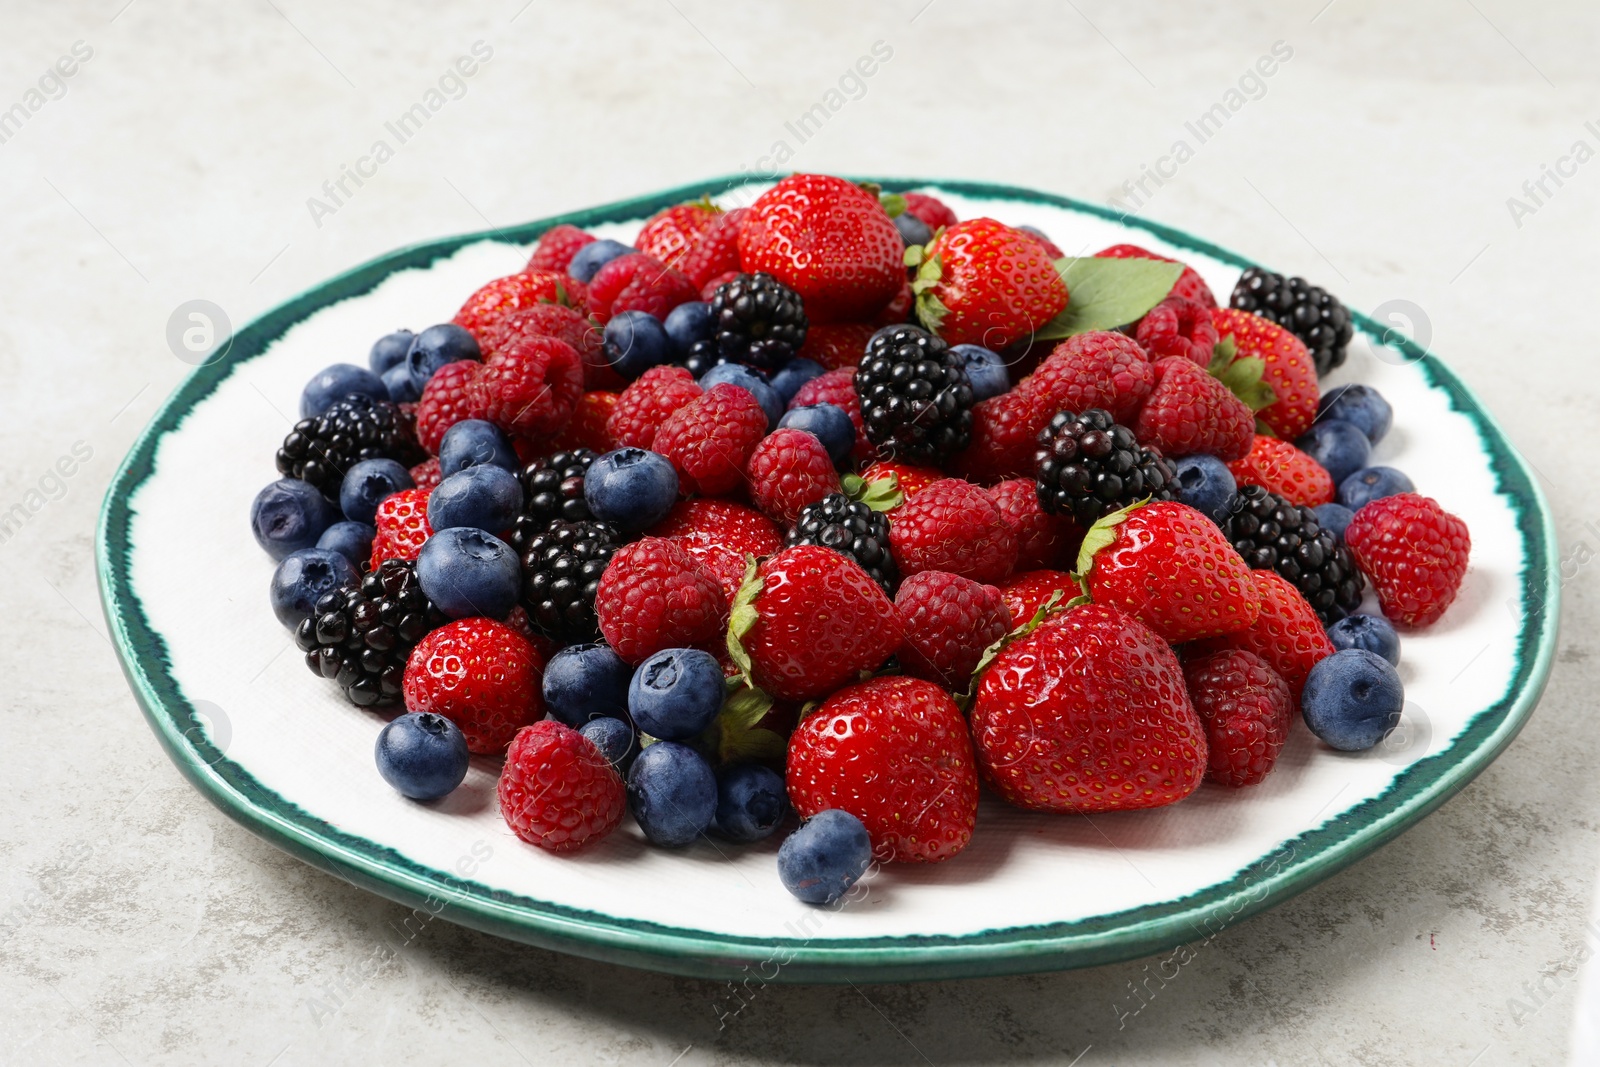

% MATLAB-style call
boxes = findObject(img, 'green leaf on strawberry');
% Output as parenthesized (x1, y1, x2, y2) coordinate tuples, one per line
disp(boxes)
(725, 555, 763, 685)
(1206, 336, 1276, 412)
(842, 471, 904, 513)
(1031, 256, 1184, 341)
(710, 681, 786, 764)
(880, 193, 907, 219)
(1074, 498, 1148, 577)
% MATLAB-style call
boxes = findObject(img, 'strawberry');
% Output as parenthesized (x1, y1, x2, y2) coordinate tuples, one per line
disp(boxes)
(746, 428, 841, 526)
(786, 676, 978, 863)
(595, 537, 728, 665)
(413, 359, 486, 455)
(549, 390, 620, 453)
(585, 252, 697, 324)
(1191, 569, 1335, 700)
(369, 488, 433, 568)
(900, 191, 958, 230)
(1029, 331, 1156, 425)
(498, 720, 626, 851)
(894, 571, 1012, 690)
(1212, 308, 1318, 440)
(873, 280, 915, 326)
(453, 270, 583, 338)
(403, 617, 545, 754)
(635, 199, 720, 268)
(1095, 243, 1216, 307)
(889, 478, 1018, 585)
(1133, 356, 1255, 461)
(652, 383, 769, 497)
(648, 499, 783, 602)
(860, 460, 943, 504)
(1344, 493, 1471, 628)
(465, 335, 585, 440)
(1183, 649, 1294, 788)
(606, 365, 702, 450)
(679, 206, 748, 289)
(1228, 434, 1334, 507)
(476, 302, 616, 391)
(527, 223, 596, 273)
(989, 478, 1081, 570)
(1135, 296, 1219, 367)
(998, 569, 1077, 626)
(797, 322, 876, 372)
(1019, 226, 1065, 259)
(909, 218, 1068, 349)
(970, 602, 1208, 813)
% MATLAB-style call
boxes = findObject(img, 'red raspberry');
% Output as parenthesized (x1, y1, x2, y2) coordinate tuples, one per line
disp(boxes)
(1183, 649, 1294, 788)
(1031, 330, 1155, 424)
(746, 428, 841, 526)
(465, 335, 584, 440)
(989, 478, 1081, 570)
(526, 223, 596, 273)
(1136, 296, 1219, 367)
(648, 499, 783, 601)
(1192, 569, 1334, 700)
(653, 383, 769, 496)
(949, 382, 1052, 484)
(1096, 243, 1217, 307)
(414, 359, 486, 455)
(1019, 226, 1065, 259)
(1344, 493, 1471, 629)
(873, 280, 915, 327)
(595, 537, 728, 664)
(998, 569, 1077, 625)
(498, 720, 625, 852)
(699, 270, 741, 301)
(477, 302, 616, 390)
(409, 457, 441, 494)
(607, 366, 703, 449)
(635, 201, 720, 270)
(901, 192, 958, 230)
(369, 488, 433, 568)
(789, 368, 872, 465)
(861, 460, 942, 503)
(403, 617, 545, 754)
(894, 570, 1012, 690)
(585, 252, 697, 324)
(453, 269, 582, 338)
(889, 478, 1018, 584)
(679, 207, 748, 289)
(1134, 356, 1255, 461)
(550, 390, 620, 454)
(1228, 435, 1334, 507)
(797, 322, 875, 372)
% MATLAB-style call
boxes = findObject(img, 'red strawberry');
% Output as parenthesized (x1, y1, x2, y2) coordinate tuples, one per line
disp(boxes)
(370, 488, 432, 568)
(466, 335, 584, 440)
(1344, 493, 1471, 628)
(648, 499, 783, 602)
(413, 359, 486, 455)
(890, 478, 1018, 584)
(910, 218, 1068, 349)
(860, 460, 942, 505)
(796, 321, 876, 372)
(732, 545, 902, 702)
(1212, 308, 1318, 440)
(1030, 331, 1156, 425)
(498, 720, 626, 851)
(606, 365, 702, 449)
(653, 383, 769, 497)
(403, 617, 545, 754)
(901, 191, 958, 230)
(873, 280, 915, 327)
(453, 270, 582, 338)
(1183, 649, 1294, 788)
(527, 223, 597, 273)
(738, 174, 904, 323)
(1228, 434, 1334, 506)
(595, 537, 728, 665)
(746, 428, 841, 526)
(1134, 356, 1255, 461)
(409, 457, 441, 494)
(476, 302, 615, 391)
(788, 367, 871, 465)
(786, 676, 978, 863)
(990, 478, 1081, 570)
(1136, 296, 1218, 367)
(949, 382, 1054, 484)
(635, 199, 720, 269)
(585, 252, 697, 324)
(1095, 243, 1216, 307)
(997, 569, 1077, 625)
(550, 390, 620, 453)
(970, 602, 1207, 813)
(1191, 569, 1335, 700)
(894, 571, 1012, 690)
(679, 207, 748, 289)
(1019, 226, 1065, 259)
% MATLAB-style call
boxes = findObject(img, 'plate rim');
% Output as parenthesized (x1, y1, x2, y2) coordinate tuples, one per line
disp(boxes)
(95, 174, 1561, 983)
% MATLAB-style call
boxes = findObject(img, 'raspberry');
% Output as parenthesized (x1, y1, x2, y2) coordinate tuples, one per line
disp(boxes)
(1030, 331, 1156, 424)
(900, 192, 958, 230)
(414, 359, 486, 455)
(998, 569, 1077, 625)
(679, 207, 748, 289)
(873, 280, 914, 326)
(889, 478, 1018, 585)
(403, 617, 545, 754)
(453, 270, 582, 338)
(498, 720, 625, 852)
(949, 382, 1052, 484)
(477, 302, 616, 390)
(797, 322, 876, 372)
(1227, 434, 1334, 507)
(409, 457, 441, 493)
(648, 499, 783, 602)
(788, 367, 871, 465)
(1134, 356, 1255, 461)
(370, 488, 433, 568)
(746, 428, 841, 526)
(550, 390, 619, 454)
(1019, 226, 1065, 259)
(989, 478, 1081, 570)
(526, 223, 596, 273)
(894, 570, 1013, 690)
(1095, 243, 1217, 307)
(699, 270, 740, 301)
(607, 366, 702, 450)
(1183, 648, 1294, 788)
(464, 335, 585, 441)
(653, 383, 769, 496)
(595, 537, 728, 664)
(1136, 296, 1219, 367)
(585, 252, 697, 324)
(1344, 493, 1471, 629)
(1192, 569, 1334, 700)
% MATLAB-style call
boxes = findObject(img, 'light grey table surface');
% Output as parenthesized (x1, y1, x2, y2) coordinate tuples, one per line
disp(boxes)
(3, 1, 1596, 1063)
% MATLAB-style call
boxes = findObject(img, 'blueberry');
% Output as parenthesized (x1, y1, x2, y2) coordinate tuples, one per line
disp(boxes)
(269, 547, 357, 629)
(663, 301, 715, 357)
(893, 212, 932, 247)
(580, 716, 639, 772)
(779, 403, 855, 467)
(1327, 613, 1401, 666)
(428, 464, 523, 534)
(375, 712, 470, 800)
(1016, 224, 1054, 244)
(1295, 420, 1372, 485)
(1319, 384, 1393, 445)
(301, 363, 388, 419)
(251, 478, 336, 561)
(415, 527, 521, 619)
(439, 419, 520, 477)
(339, 457, 414, 525)
(316, 520, 375, 566)
(628, 648, 724, 741)
(1301, 648, 1404, 751)
(584, 448, 678, 531)
(406, 323, 481, 392)
(777, 809, 872, 905)
(603, 310, 672, 380)
(950, 344, 1009, 401)
(700, 363, 784, 429)
(715, 764, 789, 842)
(1339, 466, 1415, 512)
(567, 238, 632, 283)
(1172, 454, 1237, 524)
(1312, 502, 1356, 543)
(768, 357, 826, 405)
(369, 329, 415, 375)
(382, 363, 421, 403)
(543, 642, 633, 727)
(626, 741, 717, 847)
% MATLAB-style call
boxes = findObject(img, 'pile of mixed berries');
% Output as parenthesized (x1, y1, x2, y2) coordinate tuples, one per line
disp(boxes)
(250, 174, 1472, 905)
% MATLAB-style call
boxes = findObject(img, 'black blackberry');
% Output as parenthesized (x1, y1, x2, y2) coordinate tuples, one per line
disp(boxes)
(520, 519, 621, 644)
(294, 559, 444, 707)
(1221, 485, 1364, 624)
(854, 325, 974, 466)
(1229, 268, 1354, 377)
(275, 394, 424, 501)
(707, 272, 808, 372)
(507, 449, 597, 554)
(785, 493, 897, 593)
(1033, 408, 1176, 527)
(682, 339, 733, 379)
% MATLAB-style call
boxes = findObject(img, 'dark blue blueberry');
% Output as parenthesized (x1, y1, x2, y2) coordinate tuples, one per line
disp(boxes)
(316, 520, 376, 567)
(251, 478, 336, 561)
(603, 310, 672, 380)
(1318, 384, 1393, 444)
(415, 527, 521, 619)
(339, 458, 414, 525)
(663, 301, 715, 357)
(1327, 613, 1401, 666)
(1295, 420, 1372, 485)
(768, 357, 826, 405)
(1312, 502, 1356, 543)
(779, 403, 855, 468)
(300, 363, 387, 419)
(269, 547, 357, 629)
(428, 464, 523, 534)
(893, 211, 932, 247)
(406, 323, 481, 392)
(628, 648, 724, 742)
(382, 363, 421, 403)
(626, 741, 717, 847)
(543, 642, 633, 727)
(369, 329, 415, 375)
(1016, 224, 1054, 244)
(777, 809, 872, 905)
(714, 764, 789, 842)
(375, 712, 470, 800)
(1172, 454, 1237, 524)
(1339, 466, 1415, 512)
(580, 716, 639, 772)
(1301, 648, 1404, 751)
(700, 363, 784, 429)
(950, 344, 1009, 401)
(568, 238, 633, 283)
(439, 419, 520, 477)
(584, 448, 678, 531)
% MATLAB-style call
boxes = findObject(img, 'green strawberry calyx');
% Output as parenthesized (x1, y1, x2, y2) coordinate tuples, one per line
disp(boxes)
(1073, 498, 1149, 581)
(725, 554, 763, 686)
(956, 588, 1068, 710)
(841, 471, 904, 513)
(708, 678, 786, 764)
(904, 244, 949, 334)
(1207, 336, 1276, 414)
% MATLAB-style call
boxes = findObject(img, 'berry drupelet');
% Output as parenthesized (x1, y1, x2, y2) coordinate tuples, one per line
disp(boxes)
(1034, 408, 1176, 527)
(294, 558, 444, 707)
(507, 449, 597, 554)
(702, 272, 808, 373)
(276, 394, 425, 502)
(785, 493, 897, 593)
(520, 519, 622, 645)
(1221, 484, 1364, 623)
(854, 325, 975, 466)
(1229, 268, 1354, 377)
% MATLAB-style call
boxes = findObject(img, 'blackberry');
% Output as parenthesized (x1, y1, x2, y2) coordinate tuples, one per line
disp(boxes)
(507, 449, 597, 554)
(682, 339, 733, 380)
(707, 272, 808, 372)
(854, 325, 975, 466)
(1221, 485, 1364, 624)
(294, 558, 444, 707)
(785, 493, 896, 593)
(276, 394, 424, 501)
(521, 519, 621, 644)
(1229, 268, 1354, 377)
(1033, 408, 1176, 527)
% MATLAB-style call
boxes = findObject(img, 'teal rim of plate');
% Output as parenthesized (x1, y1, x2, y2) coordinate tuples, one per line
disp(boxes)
(95, 175, 1561, 983)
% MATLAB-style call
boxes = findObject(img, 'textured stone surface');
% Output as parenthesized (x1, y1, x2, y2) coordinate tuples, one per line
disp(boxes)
(1, 0, 1596, 1063)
